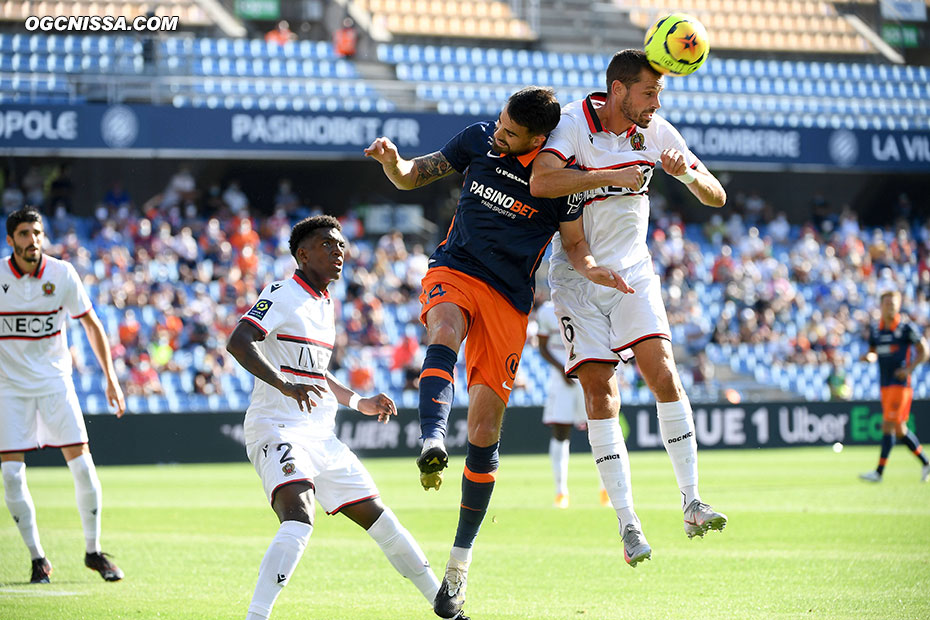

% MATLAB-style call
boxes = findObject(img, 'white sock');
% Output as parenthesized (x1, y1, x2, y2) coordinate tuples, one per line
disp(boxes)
(449, 545, 472, 566)
(422, 437, 445, 453)
(587, 418, 637, 529)
(66, 454, 102, 554)
(549, 438, 570, 496)
(247, 520, 312, 620)
(2, 461, 45, 559)
(656, 398, 701, 508)
(367, 507, 440, 602)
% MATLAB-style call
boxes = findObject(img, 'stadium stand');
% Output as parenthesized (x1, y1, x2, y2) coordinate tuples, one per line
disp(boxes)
(380, 42, 930, 128)
(352, 0, 536, 40)
(0, 33, 396, 111)
(0, 2, 927, 415)
(629, 0, 873, 53)
(2, 164, 922, 414)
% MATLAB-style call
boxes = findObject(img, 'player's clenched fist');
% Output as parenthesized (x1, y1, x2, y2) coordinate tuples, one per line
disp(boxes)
(364, 137, 399, 165)
(660, 148, 688, 176)
(610, 165, 644, 190)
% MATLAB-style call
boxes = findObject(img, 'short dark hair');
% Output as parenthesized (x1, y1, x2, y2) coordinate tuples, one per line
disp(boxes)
(505, 86, 561, 136)
(6, 206, 43, 238)
(289, 214, 341, 258)
(605, 49, 661, 92)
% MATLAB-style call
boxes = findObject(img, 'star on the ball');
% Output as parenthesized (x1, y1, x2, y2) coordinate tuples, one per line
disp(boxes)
(678, 33, 698, 51)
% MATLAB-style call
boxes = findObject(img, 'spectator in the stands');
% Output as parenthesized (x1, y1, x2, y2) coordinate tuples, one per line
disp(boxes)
(222, 180, 249, 215)
(160, 166, 197, 210)
(334, 17, 358, 58)
(104, 181, 132, 211)
(127, 354, 164, 396)
(47, 164, 74, 211)
(1, 178, 24, 214)
(265, 20, 296, 46)
(274, 178, 300, 212)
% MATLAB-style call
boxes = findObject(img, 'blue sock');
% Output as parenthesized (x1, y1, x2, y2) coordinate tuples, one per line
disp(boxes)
(900, 432, 929, 466)
(877, 433, 895, 475)
(453, 442, 499, 549)
(418, 344, 457, 440)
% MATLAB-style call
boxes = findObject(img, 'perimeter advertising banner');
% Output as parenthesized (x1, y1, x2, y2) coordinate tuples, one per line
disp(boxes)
(22, 400, 930, 466)
(1, 103, 929, 170)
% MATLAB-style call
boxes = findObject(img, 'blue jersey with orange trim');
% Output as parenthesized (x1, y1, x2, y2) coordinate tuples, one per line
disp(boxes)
(868, 316, 920, 387)
(430, 121, 581, 314)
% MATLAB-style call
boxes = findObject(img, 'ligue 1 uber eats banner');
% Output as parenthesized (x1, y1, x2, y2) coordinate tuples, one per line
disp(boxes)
(23, 400, 930, 466)
(1, 103, 930, 171)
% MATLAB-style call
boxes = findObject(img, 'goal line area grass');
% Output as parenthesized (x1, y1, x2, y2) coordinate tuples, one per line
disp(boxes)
(1, 446, 928, 619)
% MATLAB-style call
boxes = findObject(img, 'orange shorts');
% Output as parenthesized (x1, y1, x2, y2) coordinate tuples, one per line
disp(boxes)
(880, 385, 913, 423)
(419, 267, 528, 405)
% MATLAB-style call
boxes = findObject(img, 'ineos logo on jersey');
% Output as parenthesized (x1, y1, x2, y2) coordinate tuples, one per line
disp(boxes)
(0, 315, 58, 338)
(296, 345, 332, 371)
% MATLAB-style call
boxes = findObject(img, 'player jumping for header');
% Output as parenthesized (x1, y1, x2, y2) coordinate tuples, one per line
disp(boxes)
(366, 87, 629, 618)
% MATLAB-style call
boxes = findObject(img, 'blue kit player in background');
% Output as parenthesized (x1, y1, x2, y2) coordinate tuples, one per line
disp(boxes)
(858, 289, 930, 483)
(365, 86, 631, 618)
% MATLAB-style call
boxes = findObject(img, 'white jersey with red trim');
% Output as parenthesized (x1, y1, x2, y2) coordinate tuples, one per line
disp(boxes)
(0, 254, 92, 397)
(543, 92, 699, 275)
(239, 271, 338, 438)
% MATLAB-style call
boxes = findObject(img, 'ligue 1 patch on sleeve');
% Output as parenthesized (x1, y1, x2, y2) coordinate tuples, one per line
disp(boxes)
(247, 299, 273, 320)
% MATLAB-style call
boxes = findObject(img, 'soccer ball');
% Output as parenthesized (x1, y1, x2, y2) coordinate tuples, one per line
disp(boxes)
(643, 13, 709, 76)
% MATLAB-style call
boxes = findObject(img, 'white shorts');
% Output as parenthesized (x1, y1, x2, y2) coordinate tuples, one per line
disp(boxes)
(0, 385, 87, 453)
(542, 372, 587, 426)
(246, 420, 379, 515)
(550, 257, 670, 375)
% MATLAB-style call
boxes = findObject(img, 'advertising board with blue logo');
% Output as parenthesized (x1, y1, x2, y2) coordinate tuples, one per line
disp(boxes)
(1, 103, 928, 171)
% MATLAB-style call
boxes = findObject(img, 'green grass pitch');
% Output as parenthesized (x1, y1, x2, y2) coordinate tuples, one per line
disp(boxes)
(1, 446, 928, 619)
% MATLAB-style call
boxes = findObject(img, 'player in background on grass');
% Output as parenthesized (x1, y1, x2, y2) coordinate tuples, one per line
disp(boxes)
(530, 49, 728, 567)
(1, 207, 126, 584)
(226, 216, 465, 620)
(365, 86, 630, 619)
(858, 289, 930, 483)
(535, 294, 609, 509)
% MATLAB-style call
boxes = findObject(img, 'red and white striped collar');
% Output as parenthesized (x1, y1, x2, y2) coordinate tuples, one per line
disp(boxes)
(583, 92, 638, 138)
(292, 270, 329, 299)
(7, 254, 45, 279)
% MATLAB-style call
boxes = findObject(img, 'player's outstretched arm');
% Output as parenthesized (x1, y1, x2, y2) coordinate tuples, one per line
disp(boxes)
(660, 148, 726, 208)
(558, 219, 634, 293)
(325, 372, 397, 424)
(226, 321, 325, 412)
(530, 152, 644, 198)
(363, 137, 454, 190)
(79, 310, 126, 417)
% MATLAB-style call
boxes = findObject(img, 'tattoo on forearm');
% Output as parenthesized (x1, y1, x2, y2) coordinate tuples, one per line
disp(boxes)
(413, 153, 453, 187)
